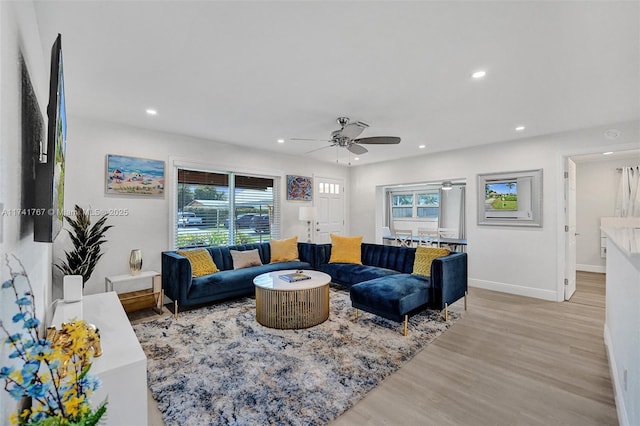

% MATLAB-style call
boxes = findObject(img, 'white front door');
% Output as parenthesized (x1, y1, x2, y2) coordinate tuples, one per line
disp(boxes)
(315, 177, 345, 244)
(564, 158, 577, 300)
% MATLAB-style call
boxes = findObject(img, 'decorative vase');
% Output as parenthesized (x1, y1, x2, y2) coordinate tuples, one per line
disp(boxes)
(129, 249, 143, 275)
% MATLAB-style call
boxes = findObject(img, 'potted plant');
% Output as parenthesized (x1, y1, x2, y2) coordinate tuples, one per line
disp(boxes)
(56, 205, 113, 287)
(1, 254, 107, 425)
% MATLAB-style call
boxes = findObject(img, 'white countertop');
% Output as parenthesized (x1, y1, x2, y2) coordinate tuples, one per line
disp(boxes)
(602, 226, 640, 257)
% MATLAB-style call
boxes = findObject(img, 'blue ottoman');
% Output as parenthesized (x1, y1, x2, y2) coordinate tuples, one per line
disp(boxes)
(350, 274, 431, 336)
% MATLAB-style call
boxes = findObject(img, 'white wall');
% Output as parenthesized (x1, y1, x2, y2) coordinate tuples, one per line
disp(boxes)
(56, 117, 349, 296)
(349, 120, 640, 301)
(0, 1, 53, 421)
(575, 156, 640, 273)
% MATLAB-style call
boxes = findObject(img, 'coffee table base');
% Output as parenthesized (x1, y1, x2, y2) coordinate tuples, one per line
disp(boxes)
(255, 284, 329, 329)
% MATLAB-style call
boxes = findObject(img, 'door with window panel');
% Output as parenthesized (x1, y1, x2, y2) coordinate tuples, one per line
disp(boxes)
(315, 177, 345, 244)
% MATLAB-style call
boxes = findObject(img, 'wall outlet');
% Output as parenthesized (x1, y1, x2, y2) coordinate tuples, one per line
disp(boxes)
(623, 369, 628, 391)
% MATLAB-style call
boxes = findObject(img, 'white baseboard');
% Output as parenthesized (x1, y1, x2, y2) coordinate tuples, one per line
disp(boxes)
(604, 323, 630, 426)
(577, 264, 606, 274)
(469, 279, 558, 301)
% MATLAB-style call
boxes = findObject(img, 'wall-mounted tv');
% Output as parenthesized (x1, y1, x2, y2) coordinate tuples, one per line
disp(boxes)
(485, 181, 518, 211)
(477, 169, 543, 227)
(34, 34, 66, 242)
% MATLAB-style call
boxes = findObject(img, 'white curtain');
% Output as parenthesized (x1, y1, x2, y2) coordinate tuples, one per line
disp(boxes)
(615, 166, 640, 217)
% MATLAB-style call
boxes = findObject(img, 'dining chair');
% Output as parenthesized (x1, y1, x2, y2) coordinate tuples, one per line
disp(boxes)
(395, 230, 413, 248)
(417, 228, 437, 247)
(437, 228, 459, 250)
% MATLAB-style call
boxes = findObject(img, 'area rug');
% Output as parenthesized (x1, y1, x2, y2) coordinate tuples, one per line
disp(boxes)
(132, 286, 459, 426)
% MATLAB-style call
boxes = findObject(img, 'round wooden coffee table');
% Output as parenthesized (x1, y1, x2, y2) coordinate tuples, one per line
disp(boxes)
(253, 270, 331, 329)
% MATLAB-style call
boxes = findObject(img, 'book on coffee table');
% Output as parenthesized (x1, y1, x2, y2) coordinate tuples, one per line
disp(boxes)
(279, 272, 311, 283)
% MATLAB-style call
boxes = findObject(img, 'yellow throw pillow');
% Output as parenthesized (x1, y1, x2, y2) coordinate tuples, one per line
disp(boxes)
(270, 236, 299, 263)
(412, 246, 450, 277)
(329, 234, 363, 264)
(177, 249, 219, 277)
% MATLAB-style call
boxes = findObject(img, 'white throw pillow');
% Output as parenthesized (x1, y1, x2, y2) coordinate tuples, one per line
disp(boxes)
(230, 249, 263, 270)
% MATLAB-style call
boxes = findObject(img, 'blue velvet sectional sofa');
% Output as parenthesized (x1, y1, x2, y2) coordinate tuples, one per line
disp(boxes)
(162, 241, 467, 334)
(315, 243, 468, 334)
(162, 242, 316, 317)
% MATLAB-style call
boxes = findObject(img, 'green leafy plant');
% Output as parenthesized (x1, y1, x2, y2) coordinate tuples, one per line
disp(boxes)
(55, 205, 113, 287)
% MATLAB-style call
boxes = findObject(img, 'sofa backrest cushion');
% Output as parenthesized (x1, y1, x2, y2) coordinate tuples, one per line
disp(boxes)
(206, 243, 271, 271)
(361, 243, 416, 273)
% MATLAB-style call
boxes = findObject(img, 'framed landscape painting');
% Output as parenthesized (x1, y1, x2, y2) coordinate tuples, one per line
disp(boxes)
(287, 175, 312, 201)
(106, 154, 165, 196)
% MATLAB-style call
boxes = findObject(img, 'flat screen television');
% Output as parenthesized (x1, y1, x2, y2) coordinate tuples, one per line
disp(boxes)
(485, 181, 518, 211)
(34, 34, 66, 242)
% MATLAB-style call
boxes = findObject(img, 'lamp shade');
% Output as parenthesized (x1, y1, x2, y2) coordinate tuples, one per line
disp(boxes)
(299, 206, 316, 221)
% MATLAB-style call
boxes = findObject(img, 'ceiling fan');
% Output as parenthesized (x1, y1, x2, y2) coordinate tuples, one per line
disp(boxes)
(292, 117, 401, 155)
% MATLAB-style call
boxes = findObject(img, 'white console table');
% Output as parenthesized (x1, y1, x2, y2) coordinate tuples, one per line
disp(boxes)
(51, 292, 148, 426)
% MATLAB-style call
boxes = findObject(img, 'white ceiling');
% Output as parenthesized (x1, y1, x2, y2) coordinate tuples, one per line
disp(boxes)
(33, 1, 639, 166)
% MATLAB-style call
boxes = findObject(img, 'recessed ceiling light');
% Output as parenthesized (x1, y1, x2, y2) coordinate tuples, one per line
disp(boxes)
(471, 70, 486, 79)
(277, 139, 285, 144)
(418, 144, 426, 149)
(146, 109, 157, 115)
(354, 157, 360, 161)
(603, 152, 614, 155)
(515, 126, 525, 131)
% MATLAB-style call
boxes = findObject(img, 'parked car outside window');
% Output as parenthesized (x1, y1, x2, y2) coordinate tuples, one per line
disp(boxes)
(178, 212, 203, 227)
(251, 214, 270, 234)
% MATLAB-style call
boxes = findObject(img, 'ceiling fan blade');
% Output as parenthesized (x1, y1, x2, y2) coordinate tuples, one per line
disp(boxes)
(353, 136, 401, 145)
(347, 144, 368, 155)
(291, 138, 330, 142)
(306, 144, 335, 154)
(338, 121, 369, 140)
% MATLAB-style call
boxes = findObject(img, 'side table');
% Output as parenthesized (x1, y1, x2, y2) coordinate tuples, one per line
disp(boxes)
(104, 271, 163, 314)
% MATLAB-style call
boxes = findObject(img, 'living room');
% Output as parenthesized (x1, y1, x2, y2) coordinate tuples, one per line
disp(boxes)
(1, 1, 639, 425)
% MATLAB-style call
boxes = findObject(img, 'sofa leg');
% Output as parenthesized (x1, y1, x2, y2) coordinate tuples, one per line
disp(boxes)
(355, 308, 359, 320)
(174, 300, 178, 320)
(444, 303, 449, 322)
(464, 290, 468, 311)
(403, 315, 408, 336)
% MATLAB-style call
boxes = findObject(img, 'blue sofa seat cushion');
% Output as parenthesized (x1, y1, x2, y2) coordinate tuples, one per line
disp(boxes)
(350, 274, 431, 322)
(188, 261, 311, 300)
(318, 262, 400, 287)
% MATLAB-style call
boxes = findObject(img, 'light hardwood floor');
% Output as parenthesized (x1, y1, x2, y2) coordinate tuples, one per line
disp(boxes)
(140, 272, 617, 426)
(332, 271, 616, 426)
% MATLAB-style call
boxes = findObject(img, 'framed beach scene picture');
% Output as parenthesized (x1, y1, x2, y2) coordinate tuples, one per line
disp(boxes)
(106, 154, 165, 196)
(286, 175, 313, 201)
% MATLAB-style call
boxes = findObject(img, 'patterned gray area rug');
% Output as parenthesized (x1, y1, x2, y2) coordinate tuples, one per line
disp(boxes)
(133, 286, 458, 426)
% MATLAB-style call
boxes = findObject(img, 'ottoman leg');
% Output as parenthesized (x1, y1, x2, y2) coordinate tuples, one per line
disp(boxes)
(174, 300, 179, 320)
(355, 308, 359, 320)
(403, 315, 408, 336)
(464, 290, 468, 310)
(444, 303, 449, 322)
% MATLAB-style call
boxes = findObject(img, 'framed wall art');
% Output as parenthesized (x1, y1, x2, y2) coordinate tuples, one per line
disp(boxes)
(477, 169, 542, 227)
(106, 154, 165, 196)
(286, 175, 313, 201)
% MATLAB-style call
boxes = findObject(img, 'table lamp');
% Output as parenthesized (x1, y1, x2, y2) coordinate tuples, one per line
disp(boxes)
(298, 206, 316, 242)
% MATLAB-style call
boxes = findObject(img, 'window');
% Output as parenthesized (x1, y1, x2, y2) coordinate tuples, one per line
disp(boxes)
(417, 193, 439, 218)
(175, 168, 280, 248)
(390, 191, 439, 219)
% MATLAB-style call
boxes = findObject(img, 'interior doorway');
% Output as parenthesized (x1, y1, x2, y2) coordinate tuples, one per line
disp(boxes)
(562, 148, 640, 301)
